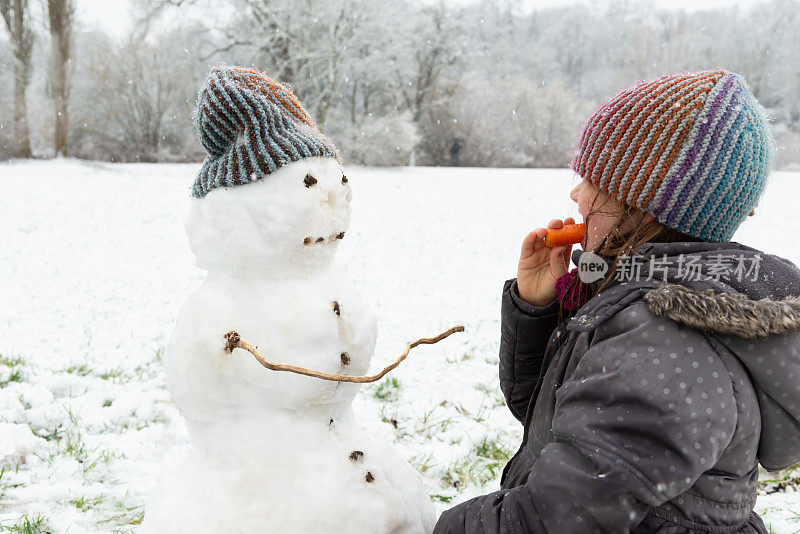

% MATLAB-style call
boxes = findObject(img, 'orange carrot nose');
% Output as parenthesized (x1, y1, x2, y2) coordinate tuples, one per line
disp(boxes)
(544, 223, 586, 248)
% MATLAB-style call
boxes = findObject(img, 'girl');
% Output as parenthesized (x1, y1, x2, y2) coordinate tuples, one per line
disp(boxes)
(434, 69, 800, 533)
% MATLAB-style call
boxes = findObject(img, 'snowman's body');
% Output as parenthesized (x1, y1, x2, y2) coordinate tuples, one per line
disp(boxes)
(142, 157, 435, 533)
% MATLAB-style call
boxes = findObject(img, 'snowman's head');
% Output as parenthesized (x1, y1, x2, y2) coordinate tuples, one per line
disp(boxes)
(186, 66, 350, 275)
(186, 156, 351, 274)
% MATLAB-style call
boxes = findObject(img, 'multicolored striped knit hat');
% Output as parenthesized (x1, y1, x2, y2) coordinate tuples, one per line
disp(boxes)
(570, 68, 775, 242)
(192, 65, 340, 198)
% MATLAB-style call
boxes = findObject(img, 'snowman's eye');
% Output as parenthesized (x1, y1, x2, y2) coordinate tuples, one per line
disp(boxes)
(304, 174, 318, 188)
(341, 175, 348, 184)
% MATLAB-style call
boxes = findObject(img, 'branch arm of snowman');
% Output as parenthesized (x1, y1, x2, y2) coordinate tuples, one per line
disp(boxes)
(223, 326, 465, 383)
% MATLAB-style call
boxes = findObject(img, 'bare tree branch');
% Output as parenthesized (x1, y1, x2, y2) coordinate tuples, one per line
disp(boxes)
(224, 325, 465, 383)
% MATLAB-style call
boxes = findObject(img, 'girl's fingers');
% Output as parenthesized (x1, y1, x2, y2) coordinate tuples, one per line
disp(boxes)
(547, 219, 564, 229)
(532, 228, 548, 250)
(565, 217, 576, 225)
(520, 231, 537, 258)
(520, 228, 549, 261)
(520, 229, 545, 257)
(550, 245, 569, 277)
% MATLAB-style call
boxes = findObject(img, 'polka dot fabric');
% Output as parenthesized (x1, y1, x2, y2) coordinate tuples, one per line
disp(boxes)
(483, 239, 800, 533)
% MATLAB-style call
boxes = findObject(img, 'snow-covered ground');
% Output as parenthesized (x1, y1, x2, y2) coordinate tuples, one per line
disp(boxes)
(1, 159, 799, 533)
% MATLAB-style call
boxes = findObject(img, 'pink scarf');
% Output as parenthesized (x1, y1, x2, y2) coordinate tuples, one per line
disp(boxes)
(555, 268, 592, 312)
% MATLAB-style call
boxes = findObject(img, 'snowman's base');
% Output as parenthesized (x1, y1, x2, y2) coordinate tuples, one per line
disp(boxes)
(140, 416, 435, 534)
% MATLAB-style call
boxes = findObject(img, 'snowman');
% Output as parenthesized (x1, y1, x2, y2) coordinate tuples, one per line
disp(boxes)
(141, 66, 436, 533)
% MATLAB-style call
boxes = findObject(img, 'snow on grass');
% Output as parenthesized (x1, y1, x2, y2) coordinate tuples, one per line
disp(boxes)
(0, 159, 799, 532)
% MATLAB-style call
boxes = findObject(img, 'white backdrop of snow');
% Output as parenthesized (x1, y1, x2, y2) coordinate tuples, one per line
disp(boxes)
(0, 159, 799, 532)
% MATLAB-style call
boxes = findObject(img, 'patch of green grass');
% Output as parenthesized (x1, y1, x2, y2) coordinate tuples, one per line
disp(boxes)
(440, 458, 476, 490)
(379, 406, 409, 438)
(438, 436, 513, 493)
(102, 398, 114, 408)
(63, 363, 92, 376)
(0, 464, 24, 499)
(475, 436, 512, 463)
(409, 405, 453, 438)
(0, 353, 25, 387)
(126, 348, 163, 383)
(101, 501, 144, 530)
(57, 407, 108, 475)
(55, 406, 125, 475)
(446, 347, 477, 363)
(474, 383, 493, 395)
(0, 514, 50, 533)
(374, 377, 402, 402)
(758, 463, 800, 493)
(70, 495, 104, 511)
(411, 452, 436, 474)
(0, 354, 25, 368)
(472, 402, 489, 424)
(438, 416, 453, 433)
(31, 423, 61, 443)
(474, 383, 507, 408)
(101, 420, 125, 434)
(134, 414, 165, 431)
(132, 361, 159, 381)
(98, 366, 127, 382)
(430, 493, 455, 503)
(65, 406, 80, 426)
(98, 448, 125, 463)
(0, 368, 24, 388)
(102, 412, 165, 434)
(62, 429, 88, 463)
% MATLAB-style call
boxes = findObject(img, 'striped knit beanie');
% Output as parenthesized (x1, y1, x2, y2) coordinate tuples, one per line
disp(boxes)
(570, 68, 775, 242)
(192, 65, 340, 198)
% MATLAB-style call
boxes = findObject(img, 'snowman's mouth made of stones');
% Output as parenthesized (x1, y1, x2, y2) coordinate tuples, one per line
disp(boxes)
(302, 232, 345, 245)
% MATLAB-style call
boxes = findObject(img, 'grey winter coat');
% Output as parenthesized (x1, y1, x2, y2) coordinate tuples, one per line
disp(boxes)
(434, 241, 800, 533)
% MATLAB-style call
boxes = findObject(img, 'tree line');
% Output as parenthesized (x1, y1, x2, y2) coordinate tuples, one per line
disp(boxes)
(0, 0, 798, 169)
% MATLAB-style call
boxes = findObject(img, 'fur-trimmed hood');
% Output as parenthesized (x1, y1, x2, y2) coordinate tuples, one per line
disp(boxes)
(633, 241, 800, 340)
(644, 283, 800, 340)
(575, 241, 800, 471)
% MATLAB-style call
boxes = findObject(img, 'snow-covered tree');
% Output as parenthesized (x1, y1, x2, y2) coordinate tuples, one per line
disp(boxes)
(2, 0, 798, 166)
(46, 0, 73, 156)
(0, 0, 34, 157)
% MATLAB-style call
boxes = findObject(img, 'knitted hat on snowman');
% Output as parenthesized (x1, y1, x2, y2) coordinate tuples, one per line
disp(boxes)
(570, 68, 775, 242)
(192, 65, 340, 198)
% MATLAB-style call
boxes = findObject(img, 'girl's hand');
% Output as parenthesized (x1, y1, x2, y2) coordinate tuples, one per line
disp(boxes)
(517, 218, 576, 307)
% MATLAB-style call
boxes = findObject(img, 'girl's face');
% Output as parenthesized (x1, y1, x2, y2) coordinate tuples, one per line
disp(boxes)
(569, 176, 654, 250)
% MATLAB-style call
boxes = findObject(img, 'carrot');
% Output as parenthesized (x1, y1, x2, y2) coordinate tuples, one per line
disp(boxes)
(544, 223, 586, 248)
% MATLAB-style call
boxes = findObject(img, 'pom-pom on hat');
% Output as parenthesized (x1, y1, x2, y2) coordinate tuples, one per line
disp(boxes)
(192, 65, 340, 198)
(570, 68, 775, 242)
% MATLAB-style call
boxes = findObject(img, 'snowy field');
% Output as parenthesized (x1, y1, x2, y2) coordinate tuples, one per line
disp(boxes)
(1, 159, 800, 533)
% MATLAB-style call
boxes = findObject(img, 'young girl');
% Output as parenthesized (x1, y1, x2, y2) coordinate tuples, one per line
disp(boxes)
(434, 69, 800, 533)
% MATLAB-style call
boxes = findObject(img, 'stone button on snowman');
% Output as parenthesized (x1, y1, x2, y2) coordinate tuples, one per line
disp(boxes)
(141, 66, 436, 533)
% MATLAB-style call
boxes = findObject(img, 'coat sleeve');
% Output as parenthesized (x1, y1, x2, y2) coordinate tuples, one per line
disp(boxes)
(435, 301, 739, 534)
(499, 278, 561, 422)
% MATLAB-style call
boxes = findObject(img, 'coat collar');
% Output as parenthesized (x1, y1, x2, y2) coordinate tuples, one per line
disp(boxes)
(567, 244, 800, 339)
